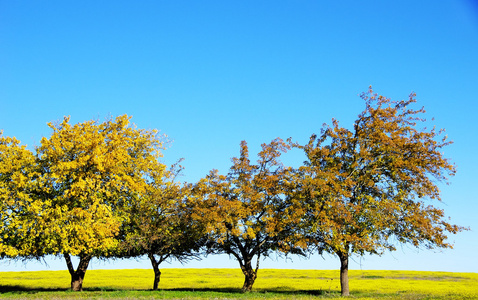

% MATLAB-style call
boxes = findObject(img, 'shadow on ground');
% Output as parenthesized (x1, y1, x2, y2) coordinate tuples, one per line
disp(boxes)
(0, 285, 119, 294)
(151, 287, 332, 296)
(0, 285, 335, 296)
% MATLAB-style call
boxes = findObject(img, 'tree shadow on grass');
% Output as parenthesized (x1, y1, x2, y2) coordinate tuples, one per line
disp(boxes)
(0, 285, 119, 295)
(0, 285, 68, 294)
(0, 285, 338, 297)
(161, 287, 334, 296)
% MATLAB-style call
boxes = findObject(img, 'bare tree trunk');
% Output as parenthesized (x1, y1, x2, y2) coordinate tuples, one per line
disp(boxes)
(338, 251, 350, 296)
(148, 253, 162, 290)
(241, 267, 257, 292)
(64, 254, 91, 291)
(240, 256, 259, 293)
(241, 271, 256, 292)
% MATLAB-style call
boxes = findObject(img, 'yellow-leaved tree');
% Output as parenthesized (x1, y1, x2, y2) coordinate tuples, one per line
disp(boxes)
(0, 133, 40, 260)
(293, 87, 467, 296)
(34, 115, 166, 291)
(194, 138, 305, 292)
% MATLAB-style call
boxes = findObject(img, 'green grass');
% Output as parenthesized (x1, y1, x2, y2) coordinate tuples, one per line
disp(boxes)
(0, 268, 476, 299)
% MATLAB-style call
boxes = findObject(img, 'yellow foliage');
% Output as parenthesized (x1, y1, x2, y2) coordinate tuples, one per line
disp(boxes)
(0, 115, 167, 261)
(0, 132, 37, 257)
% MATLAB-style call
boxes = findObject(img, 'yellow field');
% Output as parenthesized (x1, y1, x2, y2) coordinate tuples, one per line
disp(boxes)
(0, 268, 477, 299)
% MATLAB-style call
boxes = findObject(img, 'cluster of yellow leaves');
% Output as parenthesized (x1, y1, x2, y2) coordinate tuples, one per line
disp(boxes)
(0, 133, 38, 258)
(0, 115, 168, 259)
(36, 115, 167, 257)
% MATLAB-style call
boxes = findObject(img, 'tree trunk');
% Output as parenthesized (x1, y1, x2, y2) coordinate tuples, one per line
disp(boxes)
(240, 259, 258, 293)
(338, 252, 350, 296)
(64, 254, 91, 292)
(242, 269, 257, 293)
(148, 253, 162, 290)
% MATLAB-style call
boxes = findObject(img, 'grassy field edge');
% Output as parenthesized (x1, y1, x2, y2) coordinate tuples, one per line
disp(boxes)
(0, 268, 477, 299)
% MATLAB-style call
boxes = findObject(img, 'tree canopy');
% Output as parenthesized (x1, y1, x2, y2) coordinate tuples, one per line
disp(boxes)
(194, 138, 305, 292)
(0, 134, 38, 259)
(293, 87, 466, 296)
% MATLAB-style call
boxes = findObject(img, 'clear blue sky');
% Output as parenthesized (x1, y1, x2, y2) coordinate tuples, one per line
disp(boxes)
(1, 1, 477, 273)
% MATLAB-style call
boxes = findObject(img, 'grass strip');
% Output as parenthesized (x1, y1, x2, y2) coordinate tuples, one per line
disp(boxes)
(0, 269, 476, 299)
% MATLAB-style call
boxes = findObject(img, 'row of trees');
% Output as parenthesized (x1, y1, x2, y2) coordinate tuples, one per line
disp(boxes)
(0, 88, 466, 296)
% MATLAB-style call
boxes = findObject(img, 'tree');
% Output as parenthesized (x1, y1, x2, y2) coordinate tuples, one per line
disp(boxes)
(293, 87, 467, 296)
(119, 162, 206, 290)
(0, 133, 40, 260)
(34, 115, 166, 291)
(194, 138, 304, 292)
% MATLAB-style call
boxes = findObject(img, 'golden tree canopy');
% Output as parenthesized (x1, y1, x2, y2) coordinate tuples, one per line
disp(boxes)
(22, 115, 167, 257)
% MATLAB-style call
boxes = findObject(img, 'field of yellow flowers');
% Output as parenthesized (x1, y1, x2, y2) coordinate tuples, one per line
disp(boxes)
(0, 268, 476, 299)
